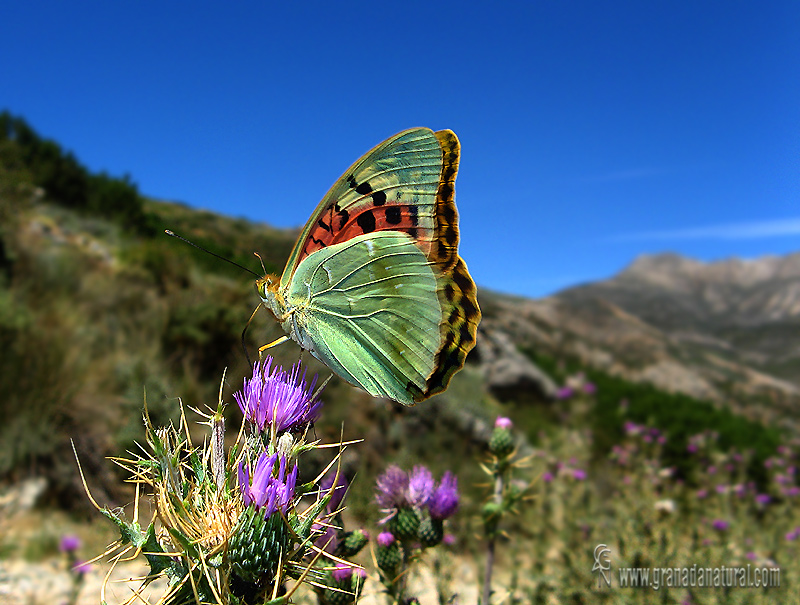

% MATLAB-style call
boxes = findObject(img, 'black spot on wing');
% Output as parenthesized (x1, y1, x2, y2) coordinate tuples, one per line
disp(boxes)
(336, 209, 349, 230)
(453, 267, 473, 292)
(461, 296, 478, 320)
(357, 210, 376, 233)
(318, 218, 331, 232)
(409, 205, 419, 226)
(385, 206, 402, 225)
(355, 181, 373, 195)
(372, 191, 387, 206)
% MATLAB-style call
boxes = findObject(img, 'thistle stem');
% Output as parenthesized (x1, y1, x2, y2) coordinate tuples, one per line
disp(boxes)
(482, 472, 504, 605)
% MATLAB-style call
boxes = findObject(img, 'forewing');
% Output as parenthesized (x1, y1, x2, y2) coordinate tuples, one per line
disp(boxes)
(285, 232, 441, 405)
(281, 128, 445, 285)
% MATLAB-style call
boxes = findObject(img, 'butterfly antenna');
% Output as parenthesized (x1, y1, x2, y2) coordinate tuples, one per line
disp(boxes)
(164, 230, 262, 278)
(254, 252, 267, 275)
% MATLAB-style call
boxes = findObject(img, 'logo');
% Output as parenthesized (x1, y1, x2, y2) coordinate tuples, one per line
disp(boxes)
(593, 544, 612, 587)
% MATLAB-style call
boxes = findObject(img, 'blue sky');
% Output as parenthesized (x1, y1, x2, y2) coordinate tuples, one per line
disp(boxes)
(2, 2, 798, 298)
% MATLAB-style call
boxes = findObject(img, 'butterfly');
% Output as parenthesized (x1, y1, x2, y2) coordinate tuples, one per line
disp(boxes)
(256, 128, 480, 405)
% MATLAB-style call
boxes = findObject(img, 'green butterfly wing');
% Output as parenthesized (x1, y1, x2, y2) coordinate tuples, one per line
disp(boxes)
(285, 231, 441, 405)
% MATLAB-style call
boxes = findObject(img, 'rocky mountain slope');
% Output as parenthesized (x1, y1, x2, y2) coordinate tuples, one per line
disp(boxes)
(479, 253, 800, 432)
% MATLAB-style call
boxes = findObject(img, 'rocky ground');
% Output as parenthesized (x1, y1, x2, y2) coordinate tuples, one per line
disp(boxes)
(0, 557, 481, 605)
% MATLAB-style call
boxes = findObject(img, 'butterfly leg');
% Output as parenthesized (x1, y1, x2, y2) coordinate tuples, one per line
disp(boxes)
(258, 335, 290, 358)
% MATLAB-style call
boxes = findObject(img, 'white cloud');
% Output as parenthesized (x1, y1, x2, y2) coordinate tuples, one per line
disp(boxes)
(610, 218, 800, 242)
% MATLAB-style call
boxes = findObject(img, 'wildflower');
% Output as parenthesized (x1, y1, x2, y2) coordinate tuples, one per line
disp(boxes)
(541, 471, 554, 483)
(494, 416, 513, 429)
(407, 466, 435, 508)
(321, 472, 348, 512)
(583, 382, 597, 395)
(695, 489, 708, 499)
(687, 443, 698, 454)
(73, 561, 92, 575)
(332, 564, 364, 582)
(238, 450, 298, 516)
(707, 465, 717, 475)
(571, 468, 587, 481)
(555, 386, 573, 400)
(490, 416, 515, 457)
(443, 534, 456, 546)
(376, 531, 402, 573)
(60, 535, 81, 553)
(234, 357, 322, 433)
(755, 493, 771, 506)
(624, 421, 640, 436)
(428, 472, 459, 520)
(375, 465, 409, 510)
(313, 522, 339, 554)
(711, 519, 729, 532)
(784, 486, 800, 497)
(786, 528, 800, 541)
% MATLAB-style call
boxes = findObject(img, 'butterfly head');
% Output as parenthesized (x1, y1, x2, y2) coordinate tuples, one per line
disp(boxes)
(256, 274, 284, 316)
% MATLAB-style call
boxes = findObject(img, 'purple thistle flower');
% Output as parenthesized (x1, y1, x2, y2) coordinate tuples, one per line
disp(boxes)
(73, 561, 92, 575)
(428, 471, 459, 520)
(375, 465, 409, 510)
(555, 386, 573, 400)
(755, 493, 771, 506)
(321, 472, 348, 512)
(234, 357, 322, 433)
(784, 486, 800, 497)
(786, 528, 800, 541)
(238, 450, 298, 516)
(332, 564, 356, 582)
(571, 468, 587, 481)
(711, 519, 729, 532)
(443, 534, 456, 546)
(494, 416, 513, 429)
(377, 532, 395, 547)
(313, 522, 338, 554)
(407, 466, 435, 508)
(687, 443, 698, 454)
(541, 471, 554, 483)
(59, 535, 81, 553)
(583, 382, 597, 395)
(695, 489, 708, 500)
(746, 551, 757, 560)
